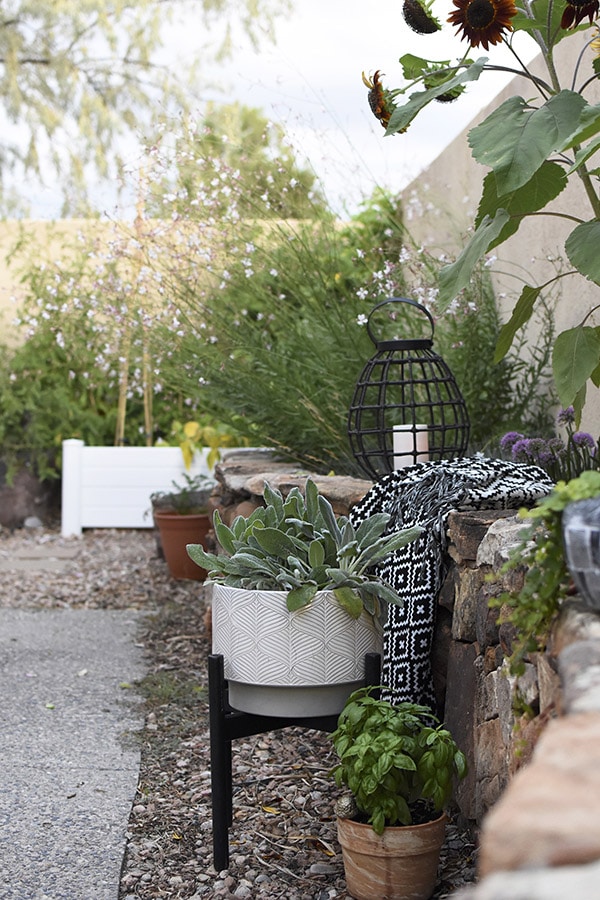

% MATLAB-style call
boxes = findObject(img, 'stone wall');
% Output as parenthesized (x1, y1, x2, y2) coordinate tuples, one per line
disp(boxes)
(212, 450, 600, 894)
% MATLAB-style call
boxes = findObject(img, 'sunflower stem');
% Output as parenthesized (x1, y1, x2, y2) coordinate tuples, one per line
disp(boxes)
(574, 159, 600, 219)
(503, 39, 550, 100)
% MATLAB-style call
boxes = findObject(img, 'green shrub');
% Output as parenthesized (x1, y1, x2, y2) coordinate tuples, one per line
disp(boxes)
(161, 186, 556, 472)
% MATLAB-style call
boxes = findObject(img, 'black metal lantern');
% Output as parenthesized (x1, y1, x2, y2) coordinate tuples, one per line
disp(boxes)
(348, 297, 470, 479)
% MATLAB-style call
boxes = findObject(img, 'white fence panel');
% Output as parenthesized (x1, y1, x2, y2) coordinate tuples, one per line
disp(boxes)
(61, 439, 211, 536)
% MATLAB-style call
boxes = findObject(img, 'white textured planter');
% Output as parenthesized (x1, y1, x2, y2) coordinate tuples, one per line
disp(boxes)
(211, 583, 383, 717)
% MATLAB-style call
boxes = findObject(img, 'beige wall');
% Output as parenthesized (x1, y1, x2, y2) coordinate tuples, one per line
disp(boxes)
(0, 219, 98, 344)
(402, 36, 600, 436)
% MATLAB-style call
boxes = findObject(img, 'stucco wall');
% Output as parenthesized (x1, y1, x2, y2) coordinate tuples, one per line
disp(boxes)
(0, 219, 97, 344)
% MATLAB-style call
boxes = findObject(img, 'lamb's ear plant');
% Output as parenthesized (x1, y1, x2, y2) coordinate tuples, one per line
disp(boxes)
(330, 686, 467, 834)
(186, 479, 422, 626)
(491, 469, 600, 674)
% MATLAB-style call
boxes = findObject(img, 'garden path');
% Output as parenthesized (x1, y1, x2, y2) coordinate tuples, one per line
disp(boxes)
(0, 541, 146, 900)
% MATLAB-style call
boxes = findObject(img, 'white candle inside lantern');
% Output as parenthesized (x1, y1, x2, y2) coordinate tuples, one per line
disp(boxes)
(393, 424, 429, 470)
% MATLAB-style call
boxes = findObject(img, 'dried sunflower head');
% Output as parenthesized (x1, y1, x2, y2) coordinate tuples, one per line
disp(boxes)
(362, 70, 399, 129)
(402, 0, 442, 33)
(560, 0, 599, 28)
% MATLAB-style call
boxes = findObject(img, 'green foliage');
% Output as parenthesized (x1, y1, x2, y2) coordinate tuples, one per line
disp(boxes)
(0, 244, 196, 480)
(378, 0, 600, 414)
(433, 265, 556, 449)
(0, 0, 290, 214)
(158, 418, 249, 470)
(186, 479, 423, 624)
(0, 123, 557, 481)
(491, 470, 600, 675)
(163, 183, 555, 470)
(150, 473, 215, 515)
(330, 686, 467, 834)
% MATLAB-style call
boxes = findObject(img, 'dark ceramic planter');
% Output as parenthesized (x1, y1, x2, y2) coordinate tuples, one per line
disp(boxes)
(562, 497, 600, 610)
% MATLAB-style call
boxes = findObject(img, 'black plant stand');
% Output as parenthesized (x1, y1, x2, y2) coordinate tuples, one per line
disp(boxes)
(208, 651, 381, 871)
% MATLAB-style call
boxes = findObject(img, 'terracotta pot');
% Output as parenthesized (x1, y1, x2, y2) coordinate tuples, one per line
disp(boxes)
(211, 583, 383, 717)
(337, 812, 447, 900)
(154, 511, 211, 581)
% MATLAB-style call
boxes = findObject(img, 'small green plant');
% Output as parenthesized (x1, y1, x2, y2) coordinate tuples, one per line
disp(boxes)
(150, 473, 215, 515)
(186, 479, 422, 625)
(330, 686, 467, 834)
(491, 470, 600, 674)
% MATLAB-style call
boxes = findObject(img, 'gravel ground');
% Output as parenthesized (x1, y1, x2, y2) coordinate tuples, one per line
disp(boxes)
(0, 525, 478, 899)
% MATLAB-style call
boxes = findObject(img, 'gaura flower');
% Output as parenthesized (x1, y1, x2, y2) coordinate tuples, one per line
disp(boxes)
(402, 0, 442, 34)
(561, 0, 600, 29)
(448, 0, 518, 50)
(362, 71, 400, 130)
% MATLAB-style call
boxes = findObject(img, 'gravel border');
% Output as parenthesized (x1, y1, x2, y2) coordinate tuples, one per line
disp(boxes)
(0, 526, 478, 898)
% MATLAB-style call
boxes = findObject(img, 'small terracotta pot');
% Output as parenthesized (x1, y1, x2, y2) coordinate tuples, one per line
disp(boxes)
(337, 811, 447, 900)
(154, 511, 211, 581)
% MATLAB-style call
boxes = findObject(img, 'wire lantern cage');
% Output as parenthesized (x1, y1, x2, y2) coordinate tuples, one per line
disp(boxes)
(348, 298, 470, 480)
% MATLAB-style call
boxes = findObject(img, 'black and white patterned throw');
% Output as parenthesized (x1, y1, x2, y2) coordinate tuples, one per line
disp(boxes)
(350, 456, 554, 710)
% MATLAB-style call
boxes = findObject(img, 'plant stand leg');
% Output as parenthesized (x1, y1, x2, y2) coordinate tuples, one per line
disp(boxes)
(208, 653, 232, 871)
(207, 652, 381, 871)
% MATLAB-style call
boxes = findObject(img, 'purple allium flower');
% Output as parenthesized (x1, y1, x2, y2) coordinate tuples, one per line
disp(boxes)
(572, 432, 596, 452)
(500, 431, 524, 452)
(536, 441, 563, 465)
(511, 437, 548, 465)
(546, 437, 567, 457)
(511, 438, 534, 462)
(557, 406, 575, 426)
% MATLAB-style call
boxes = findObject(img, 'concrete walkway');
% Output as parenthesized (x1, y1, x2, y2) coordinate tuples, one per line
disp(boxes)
(0, 604, 146, 900)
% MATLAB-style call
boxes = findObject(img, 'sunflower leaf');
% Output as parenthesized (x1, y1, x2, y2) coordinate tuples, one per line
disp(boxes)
(569, 133, 600, 175)
(468, 91, 586, 194)
(437, 210, 510, 308)
(565, 220, 600, 283)
(386, 58, 487, 135)
(559, 101, 600, 152)
(494, 284, 543, 362)
(553, 326, 600, 408)
(475, 161, 568, 249)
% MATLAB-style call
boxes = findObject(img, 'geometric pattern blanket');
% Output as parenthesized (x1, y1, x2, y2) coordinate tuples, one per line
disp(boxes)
(349, 456, 554, 710)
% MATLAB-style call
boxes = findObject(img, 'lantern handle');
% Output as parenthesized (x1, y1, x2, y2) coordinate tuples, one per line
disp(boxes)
(366, 297, 435, 348)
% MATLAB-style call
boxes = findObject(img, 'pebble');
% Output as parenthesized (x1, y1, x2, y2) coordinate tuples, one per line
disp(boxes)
(310, 863, 339, 875)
